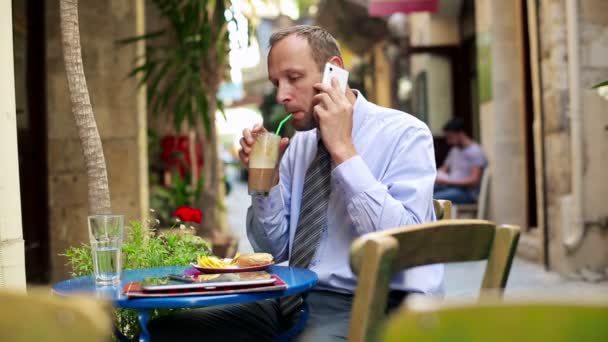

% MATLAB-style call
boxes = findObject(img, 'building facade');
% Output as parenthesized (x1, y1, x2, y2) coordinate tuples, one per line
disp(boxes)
(401, 0, 608, 278)
(11, 0, 148, 282)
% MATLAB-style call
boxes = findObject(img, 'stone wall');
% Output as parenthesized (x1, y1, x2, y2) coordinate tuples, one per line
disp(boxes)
(538, 0, 573, 273)
(475, 0, 529, 230)
(539, 0, 608, 276)
(46, 0, 147, 281)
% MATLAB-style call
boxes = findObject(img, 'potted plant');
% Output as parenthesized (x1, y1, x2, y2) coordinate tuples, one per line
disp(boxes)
(63, 216, 212, 340)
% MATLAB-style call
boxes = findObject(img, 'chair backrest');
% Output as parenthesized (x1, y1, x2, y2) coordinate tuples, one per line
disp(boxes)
(0, 289, 111, 341)
(348, 219, 520, 342)
(382, 297, 608, 342)
(433, 199, 452, 220)
(476, 167, 491, 219)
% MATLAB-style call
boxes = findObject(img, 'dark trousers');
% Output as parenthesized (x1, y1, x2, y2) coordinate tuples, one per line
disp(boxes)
(147, 289, 415, 342)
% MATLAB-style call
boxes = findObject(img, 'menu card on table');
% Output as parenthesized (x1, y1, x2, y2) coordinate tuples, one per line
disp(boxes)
(123, 274, 287, 298)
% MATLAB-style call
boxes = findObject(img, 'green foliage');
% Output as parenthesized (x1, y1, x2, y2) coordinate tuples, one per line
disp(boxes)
(62, 218, 211, 340)
(295, 0, 320, 18)
(150, 171, 204, 226)
(593, 80, 608, 89)
(62, 241, 93, 277)
(119, 0, 235, 135)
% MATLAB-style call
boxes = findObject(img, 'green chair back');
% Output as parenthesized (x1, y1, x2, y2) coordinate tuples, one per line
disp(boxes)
(348, 219, 521, 342)
(382, 298, 608, 341)
(0, 289, 111, 341)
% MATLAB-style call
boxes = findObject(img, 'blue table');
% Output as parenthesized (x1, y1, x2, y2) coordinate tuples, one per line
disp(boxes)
(52, 265, 318, 342)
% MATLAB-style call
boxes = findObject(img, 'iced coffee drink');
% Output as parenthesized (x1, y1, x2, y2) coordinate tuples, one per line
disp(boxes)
(248, 132, 281, 195)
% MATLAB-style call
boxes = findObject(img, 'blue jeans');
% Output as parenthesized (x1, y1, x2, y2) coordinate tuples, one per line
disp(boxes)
(434, 186, 476, 204)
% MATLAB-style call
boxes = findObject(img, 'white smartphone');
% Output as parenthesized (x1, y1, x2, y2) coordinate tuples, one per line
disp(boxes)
(322, 62, 349, 94)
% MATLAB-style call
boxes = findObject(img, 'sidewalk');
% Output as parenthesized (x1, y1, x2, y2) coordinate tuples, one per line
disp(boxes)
(445, 258, 607, 298)
(225, 173, 608, 297)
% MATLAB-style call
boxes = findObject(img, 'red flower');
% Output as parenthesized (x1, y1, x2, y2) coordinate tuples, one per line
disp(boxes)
(173, 206, 203, 224)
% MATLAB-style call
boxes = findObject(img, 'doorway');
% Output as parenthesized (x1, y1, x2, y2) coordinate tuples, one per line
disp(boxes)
(13, 0, 50, 284)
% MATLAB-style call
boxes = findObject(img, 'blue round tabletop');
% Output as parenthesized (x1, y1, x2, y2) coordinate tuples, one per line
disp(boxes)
(52, 265, 318, 310)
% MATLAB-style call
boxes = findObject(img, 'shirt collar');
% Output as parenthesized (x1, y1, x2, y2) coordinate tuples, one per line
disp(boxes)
(351, 89, 368, 139)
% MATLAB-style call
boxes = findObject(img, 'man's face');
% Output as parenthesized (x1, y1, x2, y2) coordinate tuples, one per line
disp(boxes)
(268, 35, 323, 131)
(445, 131, 462, 147)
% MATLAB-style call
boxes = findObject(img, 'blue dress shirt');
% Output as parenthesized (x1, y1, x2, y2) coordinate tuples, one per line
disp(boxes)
(246, 92, 444, 295)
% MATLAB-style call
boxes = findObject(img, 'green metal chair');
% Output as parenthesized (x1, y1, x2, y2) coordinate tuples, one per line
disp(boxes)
(382, 297, 608, 341)
(0, 289, 111, 341)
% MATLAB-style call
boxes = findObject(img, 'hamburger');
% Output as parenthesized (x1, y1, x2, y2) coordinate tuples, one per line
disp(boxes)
(235, 253, 274, 267)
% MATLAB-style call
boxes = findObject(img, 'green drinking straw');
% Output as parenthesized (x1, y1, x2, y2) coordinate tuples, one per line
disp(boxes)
(275, 113, 293, 136)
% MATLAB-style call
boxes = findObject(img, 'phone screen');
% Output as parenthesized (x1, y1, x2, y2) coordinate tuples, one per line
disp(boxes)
(141, 271, 274, 290)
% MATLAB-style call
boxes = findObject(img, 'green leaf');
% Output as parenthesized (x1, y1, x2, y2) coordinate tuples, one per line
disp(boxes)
(148, 58, 177, 100)
(115, 30, 166, 45)
(217, 99, 226, 120)
(194, 176, 205, 203)
(188, 97, 196, 127)
(195, 91, 211, 137)
(133, 60, 158, 89)
(173, 91, 192, 132)
(153, 186, 173, 200)
(592, 80, 608, 89)
(127, 63, 151, 78)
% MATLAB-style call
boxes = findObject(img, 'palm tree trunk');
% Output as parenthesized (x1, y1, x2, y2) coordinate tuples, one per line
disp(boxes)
(59, 0, 111, 214)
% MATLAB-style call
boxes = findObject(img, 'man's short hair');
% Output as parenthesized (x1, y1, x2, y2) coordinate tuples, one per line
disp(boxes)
(443, 118, 466, 133)
(269, 25, 341, 71)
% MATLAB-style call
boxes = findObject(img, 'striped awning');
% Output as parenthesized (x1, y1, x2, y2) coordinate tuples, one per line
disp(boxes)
(368, 0, 439, 16)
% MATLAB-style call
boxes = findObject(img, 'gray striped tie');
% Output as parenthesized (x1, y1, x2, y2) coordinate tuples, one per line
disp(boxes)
(280, 141, 332, 316)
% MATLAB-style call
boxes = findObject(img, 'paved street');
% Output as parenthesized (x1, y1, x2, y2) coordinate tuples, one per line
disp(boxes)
(225, 170, 607, 298)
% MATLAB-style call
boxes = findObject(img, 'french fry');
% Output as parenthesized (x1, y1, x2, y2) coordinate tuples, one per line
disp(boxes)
(231, 252, 241, 265)
(197, 255, 231, 268)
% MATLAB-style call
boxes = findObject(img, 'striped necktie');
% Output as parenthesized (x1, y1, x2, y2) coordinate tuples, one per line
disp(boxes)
(290, 141, 332, 267)
(280, 141, 332, 316)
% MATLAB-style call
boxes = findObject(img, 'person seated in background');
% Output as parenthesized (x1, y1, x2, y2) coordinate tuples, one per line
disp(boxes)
(434, 118, 487, 204)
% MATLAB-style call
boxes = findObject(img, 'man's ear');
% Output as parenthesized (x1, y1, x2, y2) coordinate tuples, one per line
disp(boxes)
(327, 56, 345, 69)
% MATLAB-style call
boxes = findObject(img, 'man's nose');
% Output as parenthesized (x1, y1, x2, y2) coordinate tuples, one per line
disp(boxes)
(276, 84, 291, 104)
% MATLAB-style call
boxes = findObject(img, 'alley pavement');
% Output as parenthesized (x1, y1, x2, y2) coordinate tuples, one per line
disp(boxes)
(225, 169, 607, 298)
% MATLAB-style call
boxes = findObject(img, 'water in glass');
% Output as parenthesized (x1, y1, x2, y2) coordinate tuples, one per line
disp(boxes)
(91, 239, 122, 285)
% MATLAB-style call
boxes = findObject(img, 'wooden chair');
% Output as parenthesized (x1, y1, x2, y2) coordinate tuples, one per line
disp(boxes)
(381, 297, 608, 341)
(453, 168, 491, 219)
(433, 199, 452, 220)
(0, 289, 111, 341)
(348, 219, 521, 342)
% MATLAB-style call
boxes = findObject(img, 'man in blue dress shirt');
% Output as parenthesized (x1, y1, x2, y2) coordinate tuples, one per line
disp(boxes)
(149, 25, 443, 342)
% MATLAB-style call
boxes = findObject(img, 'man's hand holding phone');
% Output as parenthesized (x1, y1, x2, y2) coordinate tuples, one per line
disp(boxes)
(321, 63, 349, 94)
(313, 63, 357, 165)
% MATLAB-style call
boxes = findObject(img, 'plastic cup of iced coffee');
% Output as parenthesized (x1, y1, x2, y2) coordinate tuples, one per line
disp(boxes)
(248, 132, 281, 196)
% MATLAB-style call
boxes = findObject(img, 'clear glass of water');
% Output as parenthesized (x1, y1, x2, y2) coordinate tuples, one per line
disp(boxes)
(88, 214, 124, 285)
